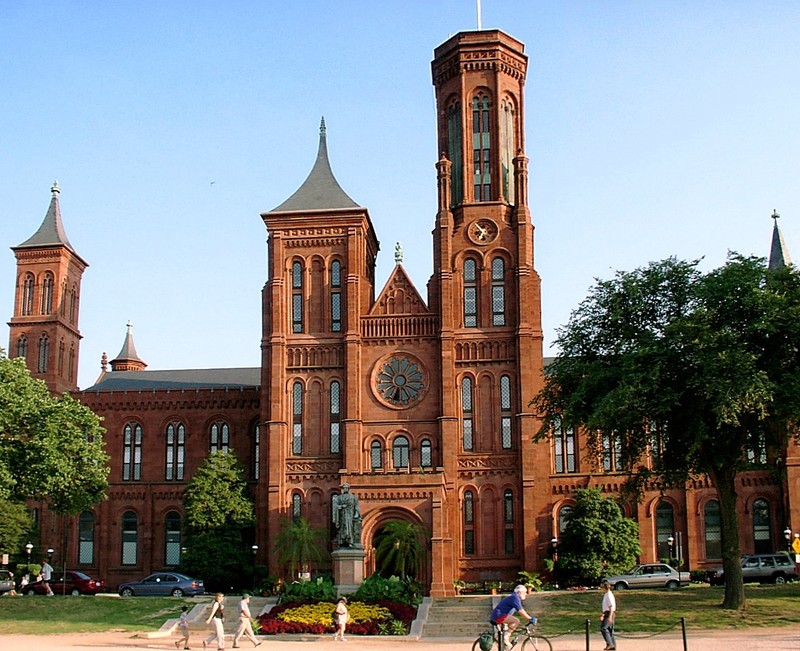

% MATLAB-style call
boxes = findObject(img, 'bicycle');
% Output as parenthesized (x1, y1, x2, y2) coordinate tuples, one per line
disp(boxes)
(472, 619, 553, 651)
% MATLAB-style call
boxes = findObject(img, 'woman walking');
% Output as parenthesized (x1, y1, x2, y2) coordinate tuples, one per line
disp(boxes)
(204, 593, 226, 650)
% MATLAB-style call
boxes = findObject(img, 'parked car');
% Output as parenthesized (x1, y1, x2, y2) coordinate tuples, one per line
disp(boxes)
(118, 572, 204, 597)
(709, 553, 797, 586)
(20, 570, 105, 596)
(0, 570, 15, 594)
(604, 563, 690, 590)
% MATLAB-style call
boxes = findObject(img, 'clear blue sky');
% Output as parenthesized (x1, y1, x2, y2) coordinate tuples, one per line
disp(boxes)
(1, 1, 798, 389)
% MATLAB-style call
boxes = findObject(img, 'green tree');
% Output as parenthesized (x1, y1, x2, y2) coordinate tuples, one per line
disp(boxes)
(532, 255, 800, 610)
(375, 520, 427, 580)
(181, 451, 255, 591)
(556, 488, 640, 585)
(272, 516, 330, 579)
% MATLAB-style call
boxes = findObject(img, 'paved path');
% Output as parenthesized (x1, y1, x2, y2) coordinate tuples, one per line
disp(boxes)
(3, 628, 799, 651)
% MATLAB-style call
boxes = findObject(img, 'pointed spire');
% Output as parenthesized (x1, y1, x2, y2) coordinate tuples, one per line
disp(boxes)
(15, 181, 76, 251)
(109, 322, 147, 372)
(269, 118, 360, 212)
(768, 209, 792, 271)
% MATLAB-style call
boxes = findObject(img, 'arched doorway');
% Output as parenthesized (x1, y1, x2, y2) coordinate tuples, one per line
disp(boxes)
(363, 508, 431, 592)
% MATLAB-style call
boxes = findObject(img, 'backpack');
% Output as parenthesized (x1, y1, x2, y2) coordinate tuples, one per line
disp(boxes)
(479, 631, 495, 651)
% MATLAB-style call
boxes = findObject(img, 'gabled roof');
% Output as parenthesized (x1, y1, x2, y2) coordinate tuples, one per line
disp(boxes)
(15, 181, 76, 252)
(269, 118, 360, 213)
(370, 263, 431, 316)
(82, 367, 261, 392)
(768, 210, 792, 271)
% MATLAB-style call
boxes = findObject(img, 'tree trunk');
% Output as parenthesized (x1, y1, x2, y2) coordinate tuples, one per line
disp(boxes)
(711, 468, 746, 610)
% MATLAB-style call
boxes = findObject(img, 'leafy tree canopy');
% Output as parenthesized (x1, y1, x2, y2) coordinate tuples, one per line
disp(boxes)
(182, 451, 255, 531)
(374, 520, 427, 581)
(272, 516, 330, 577)
(532, 255, 800, 609)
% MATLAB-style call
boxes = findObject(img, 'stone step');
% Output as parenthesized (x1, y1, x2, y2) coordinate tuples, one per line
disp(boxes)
(419, 596, 494, 639)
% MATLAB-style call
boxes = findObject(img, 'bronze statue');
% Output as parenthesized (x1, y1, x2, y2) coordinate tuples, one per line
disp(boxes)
(332, 483, 362, 548)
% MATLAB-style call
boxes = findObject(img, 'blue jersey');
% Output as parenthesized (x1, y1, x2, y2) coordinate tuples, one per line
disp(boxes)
(490, 593, 523, 623)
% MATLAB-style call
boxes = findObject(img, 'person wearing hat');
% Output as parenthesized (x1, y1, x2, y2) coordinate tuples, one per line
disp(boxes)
(232, 593, 261, 648)
(489, 585, 537, 648)
(600, 580, 617, 650)
(333, 597, 349, 641)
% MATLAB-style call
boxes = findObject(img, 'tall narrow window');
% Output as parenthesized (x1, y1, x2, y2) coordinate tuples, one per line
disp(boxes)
(21, 273, 35, 316)
(16, 335, 27, 360)
(602, 432, 623, 471)
(69, 285, 77, 322)
(463, 259, 478, 327)
(420, 438, 433, 468)
(165, 511, 182, 566)
(491, 257, 506, 326)
(393, 436, 410, 469)
(122, 423, 143, 481)
(370, 440, 383, 470)
(330, 381, 341, 454)
(500, 98, 516, 204)
(292, 493, 302, 522)
(447, 101, 463, 206)
(558, 504, 573, 535)
(57, 340, 65, 376)
(41, 272, 54, 314)
(553, 418, 576, 473)
(500, 375, 512, 449)
(210, 421, 230, 454)
(68, 345, 75, 382)
(330, 260, 342, 332)
(78, 511, 95, 565)
(165, 422, 185, 480)
(649, 422, 665, 469)
(503, 489, 515, 554)
(656, 501, 675, 560)
(461, 377, 474, 451)
(253, 424, 260, 480)
(464, 490, 475, 554)
(746, 432, 767, 465)
(472, 94, 492, 201)
(753, 498, 772, 554)
(121, 511, 138, 565)
(292, 261, 304, 333)
(37, 334, 49, 373)
(704, 500, 721, 559)
(292, 382, 303, 455)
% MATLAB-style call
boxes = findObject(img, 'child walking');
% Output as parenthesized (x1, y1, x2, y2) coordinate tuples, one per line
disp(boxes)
(175, 604, 190, 649)
(333, 597, 349, 641)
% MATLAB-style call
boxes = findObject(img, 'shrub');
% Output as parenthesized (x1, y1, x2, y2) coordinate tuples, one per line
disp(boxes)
(278, 575, 337, 604)
(353, 574, 422, 606)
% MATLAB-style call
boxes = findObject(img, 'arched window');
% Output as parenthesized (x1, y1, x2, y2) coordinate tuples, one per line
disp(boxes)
(393, 436, 410, 469)
(165, 422, 185, 480)
(461, 377, 474, 451)
(165, 511, 182, 566)
(370, 440, 383, 470)
(78, 511, 95, 565)
(330, 260, 342, 332)
(15, 335, 27, 360)
(68, 344, 75, 382)
(330, 381, 341, 454)
(504, 489, 515, 554)
(558, 504, 573, 534)
(491, 257, 505, 326)
(500, 375, 512, 449)
(292, 261, 304, 333)
(37, 334, 49, 373)
(292, 493, 302, 522)
(472, 94, 492, 201)
(41, 272, 54, 314)
(463, 259, 478, 327)
(463, 490, 475, 554)
(57, 340, 65, 376)
(500, 98, 516, 204)
(210, 421, 230, 454)
(253, 423, 260, 480)
(292, 382, 303, 455)
(753, 498, 772, 554)
(420, 438, 433, 468)
(69, 285, 77, 322)
(447, 100, 463, 206)
(121, 511, 138, 565)
(553, 418, 576, 473)
(704, 500, 721, 559)
(21, 273, 35, 316)
(656, 501, 675, 559)
(122, 423, 143, 481)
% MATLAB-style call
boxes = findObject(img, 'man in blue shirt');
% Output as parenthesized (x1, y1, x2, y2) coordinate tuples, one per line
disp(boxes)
(490, 584, 536, 647)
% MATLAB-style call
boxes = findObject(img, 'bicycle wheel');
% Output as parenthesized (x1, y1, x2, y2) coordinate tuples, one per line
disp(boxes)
(521, 633, 553, 651)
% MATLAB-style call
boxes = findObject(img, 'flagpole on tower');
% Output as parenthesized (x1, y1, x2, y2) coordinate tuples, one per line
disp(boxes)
(477, 0, 482, 30)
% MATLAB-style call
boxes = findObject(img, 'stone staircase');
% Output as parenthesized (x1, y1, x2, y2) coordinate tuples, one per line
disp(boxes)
(418, 595, 494, 639)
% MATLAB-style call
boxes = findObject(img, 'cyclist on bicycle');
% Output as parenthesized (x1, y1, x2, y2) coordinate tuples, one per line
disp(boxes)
(490, 584, 537, 647)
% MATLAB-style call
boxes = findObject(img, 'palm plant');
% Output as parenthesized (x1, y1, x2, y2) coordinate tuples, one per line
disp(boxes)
(375, 520, 427, 580)
(272, 517, 330, 578)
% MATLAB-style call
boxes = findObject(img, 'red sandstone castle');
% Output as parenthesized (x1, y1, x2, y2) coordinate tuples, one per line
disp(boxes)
(8, 29, 799, 594)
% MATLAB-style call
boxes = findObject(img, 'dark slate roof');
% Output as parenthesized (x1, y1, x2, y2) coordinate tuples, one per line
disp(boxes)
(111, 323, 144, 365)
(15, 182, 76, 252)
(269, 118, 360, 212)
(82, 367, 261, 392)
(769, 211, 792, 271)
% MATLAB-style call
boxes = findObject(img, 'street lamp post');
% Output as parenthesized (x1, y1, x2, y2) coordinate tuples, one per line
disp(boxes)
(25, 542, 33, 572)
(251, 545, 259, 592)
(550, 537, 559, 589)
(784, 527, 792, 554)
(667, 535, 675, 563)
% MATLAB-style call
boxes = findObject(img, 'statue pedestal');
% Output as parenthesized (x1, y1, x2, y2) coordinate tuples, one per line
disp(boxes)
(332, 547, 366, 596)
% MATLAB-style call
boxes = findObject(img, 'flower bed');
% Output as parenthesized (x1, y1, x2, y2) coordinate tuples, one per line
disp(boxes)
(256, 599, 417, 636)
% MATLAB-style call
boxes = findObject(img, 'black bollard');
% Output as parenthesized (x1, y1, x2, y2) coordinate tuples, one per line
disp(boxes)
(585, 618, 591, 651)
(681, 616, 688, 651)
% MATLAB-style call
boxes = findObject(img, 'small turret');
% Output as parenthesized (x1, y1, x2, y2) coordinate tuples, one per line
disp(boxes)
(109, 322, 147, 372)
